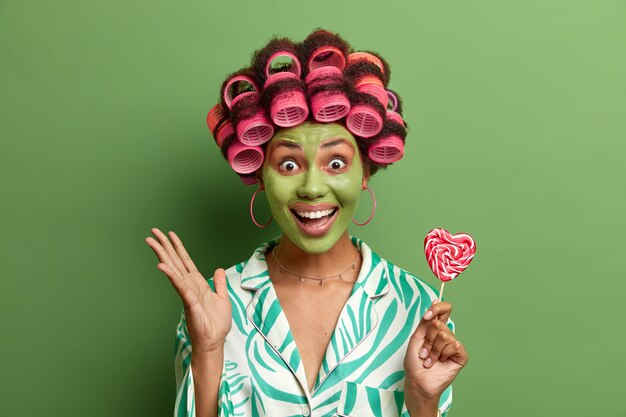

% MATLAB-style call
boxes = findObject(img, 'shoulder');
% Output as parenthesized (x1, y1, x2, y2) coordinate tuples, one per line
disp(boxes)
(356, 236, 440, 304)
(384, 256, 440, 302)
(357, 237, 446, 322)
(380, 255, 456, 333)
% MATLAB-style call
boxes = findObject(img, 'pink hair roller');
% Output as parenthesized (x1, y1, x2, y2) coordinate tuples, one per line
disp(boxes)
(387, 90, 398, 111)
(265, 52, 301, 81)
(346, 104, 384, 138)
(223, 75, 273, 144)
(310, 92, 351, 122)
(384, 90, 405, 126)
(263, 52, 309, 127)
(355, 75, 388, 108)
(368, 135, 404, 164)
(227, 140, 265, 174)
(206, 103, 235, 147)
(215, 120, 234, 147)
(270, 90, 309, 127)
(223, 75, 259, 110)
(236, 107, 275, 146)
(224, 76, 273, 144)
(264, 70, 299, 86)
(386, 110, 404, 126)
(305, 66, 350, 122)
(308, 46, 346, 72)
(207, 103, 227, 135)
(305, 66, 342, 89)
(265, 73, 308, 127)
(347, 52, 385, 75)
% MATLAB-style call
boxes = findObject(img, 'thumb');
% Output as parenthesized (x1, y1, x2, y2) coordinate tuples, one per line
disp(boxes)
(213, 268, 228, 299)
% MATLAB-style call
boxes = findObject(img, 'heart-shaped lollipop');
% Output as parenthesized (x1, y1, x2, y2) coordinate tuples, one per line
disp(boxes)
(424, 228, 476, 299)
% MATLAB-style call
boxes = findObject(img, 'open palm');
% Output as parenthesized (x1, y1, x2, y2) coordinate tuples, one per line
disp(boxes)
(145, 228, 232, 353)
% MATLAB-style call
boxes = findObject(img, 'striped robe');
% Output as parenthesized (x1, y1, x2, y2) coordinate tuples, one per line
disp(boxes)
(174, 236, 454, 417)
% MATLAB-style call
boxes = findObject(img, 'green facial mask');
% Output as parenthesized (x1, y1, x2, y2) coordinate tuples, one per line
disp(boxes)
(261, 122, 366, 254)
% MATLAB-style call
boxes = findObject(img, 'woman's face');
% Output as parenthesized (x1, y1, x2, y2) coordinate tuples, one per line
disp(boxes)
(261, 122, 368, 254)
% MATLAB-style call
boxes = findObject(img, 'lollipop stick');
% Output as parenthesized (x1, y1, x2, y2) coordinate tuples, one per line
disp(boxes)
(438, 281, 445, 301)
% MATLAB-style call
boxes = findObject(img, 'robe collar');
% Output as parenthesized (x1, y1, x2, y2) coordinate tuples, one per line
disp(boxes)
(239, 235, 390, 299)
(239, 235, 390, 397)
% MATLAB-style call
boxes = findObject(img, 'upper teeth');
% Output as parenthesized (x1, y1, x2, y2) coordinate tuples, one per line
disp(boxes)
(295, 209, 335, 219)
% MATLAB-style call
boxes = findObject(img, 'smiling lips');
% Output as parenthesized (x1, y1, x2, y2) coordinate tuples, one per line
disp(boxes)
(289, 203, 339, 237)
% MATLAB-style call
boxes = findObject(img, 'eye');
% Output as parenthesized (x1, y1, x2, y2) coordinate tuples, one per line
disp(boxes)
(328, 158, 346, 170)
(279, 159, 300, 172)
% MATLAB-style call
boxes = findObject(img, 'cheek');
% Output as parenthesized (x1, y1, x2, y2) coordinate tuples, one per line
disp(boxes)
(329, 174, 362, 206)
(263, 170, 298, 207)
(334, 157, 364, 204)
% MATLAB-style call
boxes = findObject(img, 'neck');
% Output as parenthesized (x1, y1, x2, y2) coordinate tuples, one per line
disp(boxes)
(272, 232, 360, 280)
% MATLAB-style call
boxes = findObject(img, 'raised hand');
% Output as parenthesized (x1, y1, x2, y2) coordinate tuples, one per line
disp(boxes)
(403, 300, 468, 400)
(145, 228, 232, 353)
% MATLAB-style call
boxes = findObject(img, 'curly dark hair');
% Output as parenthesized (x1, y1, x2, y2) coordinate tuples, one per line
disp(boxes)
(206, 28, 408, 185)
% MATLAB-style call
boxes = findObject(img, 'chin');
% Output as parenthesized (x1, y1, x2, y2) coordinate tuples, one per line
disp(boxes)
(287, 231, 345, 255)
(297, 241, 337, 254)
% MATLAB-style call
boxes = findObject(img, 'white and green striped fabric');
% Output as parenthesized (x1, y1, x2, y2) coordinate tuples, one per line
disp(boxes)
(174, 236, 454, 417)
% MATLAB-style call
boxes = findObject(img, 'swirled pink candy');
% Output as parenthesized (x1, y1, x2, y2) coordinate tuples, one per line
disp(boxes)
(424, 228, 476, 282)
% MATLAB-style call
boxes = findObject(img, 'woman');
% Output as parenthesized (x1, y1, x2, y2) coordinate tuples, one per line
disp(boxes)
(145, 30, 468, 417)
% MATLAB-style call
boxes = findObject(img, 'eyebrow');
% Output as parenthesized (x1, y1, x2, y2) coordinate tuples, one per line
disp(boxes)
(321, 138, 351, 149)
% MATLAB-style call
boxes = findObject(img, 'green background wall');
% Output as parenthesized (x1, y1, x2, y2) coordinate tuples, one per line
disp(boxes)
(1, 0, 624, 416)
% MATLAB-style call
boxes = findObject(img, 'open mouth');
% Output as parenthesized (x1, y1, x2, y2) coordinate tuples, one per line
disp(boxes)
(290, 207, 339, 236)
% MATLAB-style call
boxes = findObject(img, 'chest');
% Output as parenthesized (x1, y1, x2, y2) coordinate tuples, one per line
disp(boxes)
(272, 280, 355, 392)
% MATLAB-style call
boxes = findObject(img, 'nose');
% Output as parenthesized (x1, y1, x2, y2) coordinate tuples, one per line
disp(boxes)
(297, 165, 329, 200)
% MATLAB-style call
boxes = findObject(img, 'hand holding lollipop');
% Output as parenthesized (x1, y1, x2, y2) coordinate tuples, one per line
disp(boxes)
(424, 228, 476, 300)
(402, 228, 475, 404)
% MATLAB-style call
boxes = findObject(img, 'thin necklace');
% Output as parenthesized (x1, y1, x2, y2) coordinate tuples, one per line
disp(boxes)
(271, 247, 359, 286)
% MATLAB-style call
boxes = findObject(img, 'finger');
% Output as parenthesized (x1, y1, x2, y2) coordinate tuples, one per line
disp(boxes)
(213, 268, 228, 299)
(145, 237, 183, 279)
(412, 300, 448, 342)
(411, 304, 437, 342)
(419, 319, 446, 360)
(157, 262, 194, 306)
(169, 231, 199, 272)
(147, 230, 183, 276)
(440, 340, 469, 366)
(423, 300, 452, 323)
(151, 228, 187, 275)
(425, 329, 456, 367)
